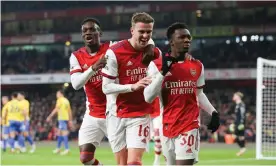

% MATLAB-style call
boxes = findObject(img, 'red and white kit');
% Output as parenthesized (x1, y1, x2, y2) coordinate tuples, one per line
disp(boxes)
(150, 98, 161, 139)
(144, 55, 205, 162)
(101, 40, 161, 152)
(70, 42, 112, 147)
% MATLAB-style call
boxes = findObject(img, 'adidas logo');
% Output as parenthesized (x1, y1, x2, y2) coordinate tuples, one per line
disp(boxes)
(165, 71, 172, 76)
(82, 64, 89, 69)
(126, 61, 133, 66)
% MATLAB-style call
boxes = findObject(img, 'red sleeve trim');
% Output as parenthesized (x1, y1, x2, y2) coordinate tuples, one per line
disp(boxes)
(69, 69, 83, 75)
(197, 85, 205, 89)
(101, 72, 117, 79)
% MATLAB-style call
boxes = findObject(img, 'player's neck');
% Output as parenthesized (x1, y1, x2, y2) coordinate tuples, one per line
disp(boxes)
(170, 50, 186, 60)
(128, 38, 143, 51)
(85, 45, 99, 54)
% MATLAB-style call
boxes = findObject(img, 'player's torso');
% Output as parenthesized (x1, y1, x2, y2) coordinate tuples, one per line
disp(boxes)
(158, 59, 202, 137)
(19, 99, 30, 120)
(73, 43, 109, 118)
(235, 103, 246, 124)
(8, 100, 23, 121)
(111, 40, 157, 117)
(57, 97, 69, 120)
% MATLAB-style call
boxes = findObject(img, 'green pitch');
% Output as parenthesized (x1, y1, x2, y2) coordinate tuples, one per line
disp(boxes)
(1, 141, 276, 165)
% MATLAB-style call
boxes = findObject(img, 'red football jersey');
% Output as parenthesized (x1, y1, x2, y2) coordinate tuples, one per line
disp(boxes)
(70, 42, 109, 118)
(150, 98, 160, 118)
(102, 40, 161, 118)
(153, 56, 204, 138)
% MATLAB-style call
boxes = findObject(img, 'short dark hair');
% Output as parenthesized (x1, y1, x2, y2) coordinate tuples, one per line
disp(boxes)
(11, 92, 18, 98)
(166, 22, 189, 40)
(81, 17, 101, 28)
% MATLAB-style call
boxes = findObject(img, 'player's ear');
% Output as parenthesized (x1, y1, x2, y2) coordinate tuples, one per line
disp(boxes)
(130, 26, 134, 36)
(169, 39, 174, 46)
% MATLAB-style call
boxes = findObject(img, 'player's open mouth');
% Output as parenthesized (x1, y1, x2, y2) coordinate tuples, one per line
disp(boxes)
(86, 36, 94, 43)
(140, 39, 148, 45)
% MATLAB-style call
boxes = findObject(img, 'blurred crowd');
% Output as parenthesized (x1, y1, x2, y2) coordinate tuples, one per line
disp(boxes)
(16, 85, 256, 143)
(200, 88, 256, 143)
(2, 2, 276, 35)
(2, 40, 276, 74)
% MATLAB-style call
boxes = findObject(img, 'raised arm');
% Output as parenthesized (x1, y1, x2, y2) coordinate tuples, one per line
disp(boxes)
(101, 49, 132, 94)
(69, 54, 96, 90)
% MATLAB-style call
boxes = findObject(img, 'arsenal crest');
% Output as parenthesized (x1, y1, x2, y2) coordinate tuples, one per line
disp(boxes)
(190, 68, 196, 77)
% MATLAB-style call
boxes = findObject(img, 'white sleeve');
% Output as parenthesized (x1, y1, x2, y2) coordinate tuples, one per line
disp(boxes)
(197, 63, 205, 88)
(101, 49, 133, 95)
(144, 61, 164, 103)
(101, 49, 118, 78)
(196, 88, 216, 115)
(69, 53, 96, 90)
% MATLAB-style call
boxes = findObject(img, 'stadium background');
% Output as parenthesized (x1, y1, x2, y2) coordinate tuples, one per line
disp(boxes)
(1, 1, 276, 165)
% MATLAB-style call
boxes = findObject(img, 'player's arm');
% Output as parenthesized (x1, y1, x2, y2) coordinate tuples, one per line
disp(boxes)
(68, 102, 73, 121)
(101, 49, 134, 95)
(70, 53, 98, 90)
(46, 101, 59, 122)
(196, 64, 216, 115)
(144, 61, 164, 103)
(196, 63, 220, 132)
(21, 108, 28, 122)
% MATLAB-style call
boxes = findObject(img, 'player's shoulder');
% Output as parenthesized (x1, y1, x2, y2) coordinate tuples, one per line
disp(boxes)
(72, 47, 86, 57)
(190, 56, 203, 66)
(99, 42, 111, 52)
(109, 40, 127, 52)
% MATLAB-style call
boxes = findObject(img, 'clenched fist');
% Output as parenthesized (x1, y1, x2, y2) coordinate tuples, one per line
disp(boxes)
(92, 56, 107, 71)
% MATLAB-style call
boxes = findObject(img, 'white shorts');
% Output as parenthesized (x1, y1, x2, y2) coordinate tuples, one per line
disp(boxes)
(78, 114, 107, 147)
(161, 128, 200, 163)
(106, 114, 151, 153)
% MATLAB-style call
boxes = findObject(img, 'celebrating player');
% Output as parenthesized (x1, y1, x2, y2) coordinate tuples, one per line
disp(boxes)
(232, 92, 247, 156)
(46, 90, 73, 155)
(1, 96, 10, 152)
(69, 17, 156, 165)
(69, 17, 109, 165)
(101, 12, 161, 165)
(3, 93, 26, 153)
(17, 92, 36, 153)
(143, 22, 220, 165)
